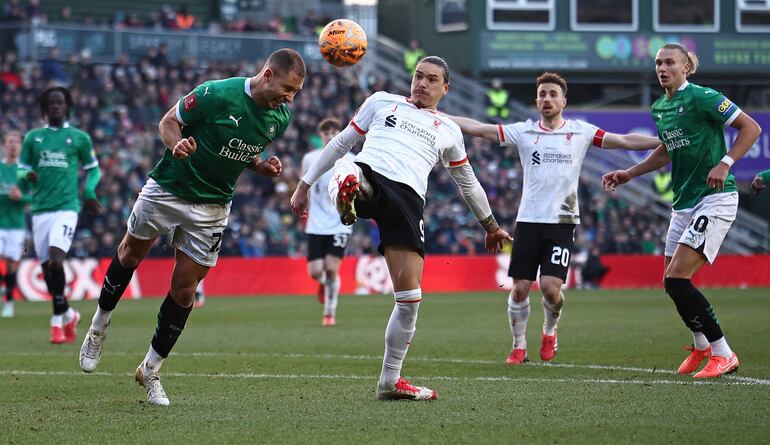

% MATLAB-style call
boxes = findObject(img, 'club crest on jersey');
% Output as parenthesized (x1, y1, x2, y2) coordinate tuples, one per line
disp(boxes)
(66, 137, 72, 144)
(565, 133, 573, 144)
(432, 119, 441, 129)
(677, 106, 685, 114)
(183, 93, 197, 111)
(268, 124, 277, 136)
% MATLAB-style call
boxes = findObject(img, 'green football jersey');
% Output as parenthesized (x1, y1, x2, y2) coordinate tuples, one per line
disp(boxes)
(149, 77, 292, 204)
(20, 124, 97, 214)
(651, 82, 740, 210)
(0, 162, 29, 229)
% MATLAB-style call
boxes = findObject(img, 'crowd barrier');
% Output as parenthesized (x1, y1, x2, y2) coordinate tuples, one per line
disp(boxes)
(2, 254, 768, 301)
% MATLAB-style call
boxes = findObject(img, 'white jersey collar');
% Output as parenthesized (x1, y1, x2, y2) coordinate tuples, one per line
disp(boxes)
(44, 122, 71, 130)
(677, 80, 690, 91)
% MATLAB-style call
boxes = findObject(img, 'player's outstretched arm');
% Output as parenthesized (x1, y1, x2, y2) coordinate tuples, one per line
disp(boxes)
(82, 165, 102, 214)
(290, 124, 363, 217)
(446, 115, 500, 143)
(601, 132, 661, 150)
(447, 163, 512, 253)
(602, 144, 670, 192)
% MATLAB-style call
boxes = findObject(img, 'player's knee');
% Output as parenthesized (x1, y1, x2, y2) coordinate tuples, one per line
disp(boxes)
(664, 277, 691, 299)
(324, 269, 338, 282)
(47, 258, 64, 271)
(117, 242, 145, 269)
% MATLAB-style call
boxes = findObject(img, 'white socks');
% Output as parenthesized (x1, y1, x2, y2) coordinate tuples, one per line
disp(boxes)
(323, 277, 341, 317)
(692, 331, 709, 350)
(92, 307, 112, 331)
(379, 288, 422, 387)
(507, 294, 529, 350)
(143, 345, 165, 373)
(542, 295, 563, 336)
(51, 308, 76, 327)
(710, 337, 733, 358)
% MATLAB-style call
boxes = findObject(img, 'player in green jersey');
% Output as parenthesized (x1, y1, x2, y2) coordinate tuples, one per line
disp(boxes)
(751, 169, 769, 194)
(79, 48, 305, 406)
(603, 43, 762, 379)
(0, 130, 30, 318)
(19, 87, 102, 343)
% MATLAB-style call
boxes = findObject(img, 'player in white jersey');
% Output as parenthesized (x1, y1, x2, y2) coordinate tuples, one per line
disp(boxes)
(450, 72, 660, 365)
(291, 56, 512, 401)
(301, 118, 354, 326)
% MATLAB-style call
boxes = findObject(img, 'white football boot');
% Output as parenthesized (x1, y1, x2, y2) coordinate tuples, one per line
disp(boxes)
(79, 322, 110, 373)
(135, 363, 170, 406)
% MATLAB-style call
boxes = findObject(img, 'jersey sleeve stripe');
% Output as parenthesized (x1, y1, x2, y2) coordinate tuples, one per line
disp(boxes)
(723, 108, 742, 128)
(497, 124, 505, 143)
(175, 101, 187, 126)
(350, 120, 366, 135)
(592, 129, 606, 147)
(449, 157, 469, 167)
(18, 163, 31, 170)
(81, 160, 99, 170)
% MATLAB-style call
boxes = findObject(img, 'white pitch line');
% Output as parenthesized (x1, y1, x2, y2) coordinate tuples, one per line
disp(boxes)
(0, 369, 765, 387)
(2, 351, 768, 386)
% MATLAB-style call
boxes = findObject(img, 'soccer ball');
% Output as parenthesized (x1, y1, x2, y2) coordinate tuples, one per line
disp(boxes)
(318, 19, 367, 67)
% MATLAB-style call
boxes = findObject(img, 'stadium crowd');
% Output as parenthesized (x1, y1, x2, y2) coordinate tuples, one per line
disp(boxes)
(0, 46, 671, 261)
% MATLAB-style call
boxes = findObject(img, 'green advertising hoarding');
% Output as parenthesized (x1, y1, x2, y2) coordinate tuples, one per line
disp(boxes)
(480, 31, 770, 73)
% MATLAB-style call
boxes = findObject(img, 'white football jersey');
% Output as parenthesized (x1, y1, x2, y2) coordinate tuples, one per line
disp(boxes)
(351, 91, 468, 200)
(302, 150, 354, 235)
(498, 119, 606, 224)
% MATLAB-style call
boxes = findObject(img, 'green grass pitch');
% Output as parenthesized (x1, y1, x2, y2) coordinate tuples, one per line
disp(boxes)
(1, 289, 768, 444)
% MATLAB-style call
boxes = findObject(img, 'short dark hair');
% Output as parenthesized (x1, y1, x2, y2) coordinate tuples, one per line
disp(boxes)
(417, 56, 450, 84)
(317, 117, 341, 133)
(536, 72, 567, 96)
(39, 86, 73, 118)
(266, 48, 306, 77)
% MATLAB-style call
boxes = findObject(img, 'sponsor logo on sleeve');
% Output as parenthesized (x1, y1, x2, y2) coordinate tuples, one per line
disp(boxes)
(183, 93, 197, 111)
(716, 97, 734, 116)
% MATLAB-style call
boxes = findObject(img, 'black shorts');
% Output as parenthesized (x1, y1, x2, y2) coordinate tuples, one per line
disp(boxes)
(355, 162, 425, 257)
(508, 222, 576, 281)
(306, 233, 350, 261)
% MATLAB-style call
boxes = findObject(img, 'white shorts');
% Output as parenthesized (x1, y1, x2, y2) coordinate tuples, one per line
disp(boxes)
(128, 179, 230, 267)
(0, 228, 26, 261)
(32, 210, 78, 263)
(665, 192, 738, 264)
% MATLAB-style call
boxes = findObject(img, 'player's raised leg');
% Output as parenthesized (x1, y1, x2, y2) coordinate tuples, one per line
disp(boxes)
(136, 248, 208, 406)
(328, 158, 371, 226)
(377, 246, 436, 401)
(80, 233, 154, 372)
(506, 280, 531, 365)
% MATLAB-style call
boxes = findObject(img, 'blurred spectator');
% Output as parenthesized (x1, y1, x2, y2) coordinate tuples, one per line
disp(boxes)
(581, 247, 609, 288)
(174, 4, 195, 30)
(41, 47, 70, 85)
(652, 166, 674, 203)
(403, 38, 425, 75)
(486, 78, 510, 120)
